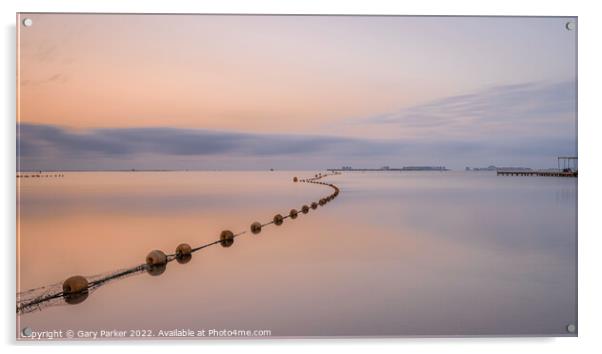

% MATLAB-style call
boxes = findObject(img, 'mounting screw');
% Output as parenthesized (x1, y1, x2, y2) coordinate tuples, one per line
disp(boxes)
(565, 21, 575, 31)
(566, 324, 576, 333)
(22, 18, 33, 27)
(22, 327, 32, 337)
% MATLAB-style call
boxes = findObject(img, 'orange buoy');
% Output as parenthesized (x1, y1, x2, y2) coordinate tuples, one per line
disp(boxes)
(319, 199, 326, 206)
(301, 205, 309, 214)
(293, 177, 298, 182)
(175, 243, 192, 264)
(273, 214, 284, 226)
(311, 202, 318, 209)
(220, 230, 235, 247)
(289, 209, 298, 219)
(250, 221, 262, 234)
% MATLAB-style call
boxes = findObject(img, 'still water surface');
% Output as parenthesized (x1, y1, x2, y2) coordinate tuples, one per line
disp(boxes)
(17, 171, 577, 337)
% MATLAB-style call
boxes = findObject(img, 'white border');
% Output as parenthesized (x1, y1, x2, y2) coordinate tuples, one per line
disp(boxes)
(3, 1, 601, 353)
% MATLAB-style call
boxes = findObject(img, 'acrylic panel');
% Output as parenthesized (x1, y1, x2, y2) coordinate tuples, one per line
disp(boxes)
(16, 13, 577, 340)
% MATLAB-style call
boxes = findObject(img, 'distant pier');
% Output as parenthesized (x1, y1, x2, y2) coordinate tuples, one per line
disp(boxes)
(497, 156, 577, 177)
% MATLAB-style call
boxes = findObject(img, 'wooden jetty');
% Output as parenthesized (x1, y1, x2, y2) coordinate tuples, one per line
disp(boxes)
(497, 170, 577, 177)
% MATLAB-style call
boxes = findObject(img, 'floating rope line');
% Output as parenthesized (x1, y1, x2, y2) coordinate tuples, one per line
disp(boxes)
(17, 172, 342, 315)
(17, 173, 65, 178)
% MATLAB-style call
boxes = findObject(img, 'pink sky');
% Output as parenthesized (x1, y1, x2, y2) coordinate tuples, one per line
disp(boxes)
(17, 14, 577, 169)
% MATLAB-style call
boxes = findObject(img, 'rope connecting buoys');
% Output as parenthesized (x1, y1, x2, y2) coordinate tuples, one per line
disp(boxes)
(19, 171, 343, 314)
(17, 173, 65, 178)
(273, 214, 284, 226)
(250, 221, 262, 234)
(220, 230, 235, 247)
(175, 243, 192, 264)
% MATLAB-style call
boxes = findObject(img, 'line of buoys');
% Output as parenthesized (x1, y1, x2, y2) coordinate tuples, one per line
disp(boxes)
(27, 172, 343, 312)
(17, 173, 65, 178)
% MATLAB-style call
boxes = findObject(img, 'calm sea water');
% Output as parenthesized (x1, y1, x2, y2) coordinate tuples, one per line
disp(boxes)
(17, 171, 577, 337)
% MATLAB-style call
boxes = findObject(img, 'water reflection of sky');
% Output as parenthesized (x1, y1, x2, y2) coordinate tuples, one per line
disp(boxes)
(17, 171, 576, 337)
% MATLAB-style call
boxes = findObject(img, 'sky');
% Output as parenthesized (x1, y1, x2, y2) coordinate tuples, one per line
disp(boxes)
(17, 14, 577, 170)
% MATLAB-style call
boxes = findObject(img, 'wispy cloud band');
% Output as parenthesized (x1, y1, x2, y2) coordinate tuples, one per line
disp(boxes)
(17, 122, 575, 171)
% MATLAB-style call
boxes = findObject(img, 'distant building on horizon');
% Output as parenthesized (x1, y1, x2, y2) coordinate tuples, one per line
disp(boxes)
(467, 165, 498, 171)
(331, 165, 448, 171)
(402, 166, 448, 171)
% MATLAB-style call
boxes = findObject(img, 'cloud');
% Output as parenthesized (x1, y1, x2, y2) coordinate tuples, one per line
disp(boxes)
(351, 80, 576, 139)
(17, 121, 575, 171)
(16, 81, 577, 170)
(17, 124, 400, 160)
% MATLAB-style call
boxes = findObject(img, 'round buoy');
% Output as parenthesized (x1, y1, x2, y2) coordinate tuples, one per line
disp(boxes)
(289, 209, 298, 219)
(319, 199, 326, 206)
(220, 230, 235, 247)
(293, 177, 298, 182)
(301, 205, 309, 214)
(63, 275, 88, 294)
(311, 202, 318, 209)
(250, 221, 262, 234)
(175, 243, 192, 264)
(273, 214, 284, 226)
(62, 275, 89, 305)
(146, 250, 167, 266)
